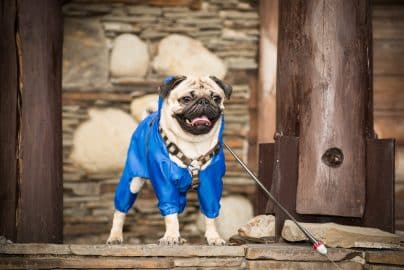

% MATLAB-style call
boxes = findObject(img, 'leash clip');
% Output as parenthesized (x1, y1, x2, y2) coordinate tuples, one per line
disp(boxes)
(188, 160, 201, 190)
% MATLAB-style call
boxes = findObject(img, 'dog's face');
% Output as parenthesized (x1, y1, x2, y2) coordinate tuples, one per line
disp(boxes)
(159, 76, 232, 137)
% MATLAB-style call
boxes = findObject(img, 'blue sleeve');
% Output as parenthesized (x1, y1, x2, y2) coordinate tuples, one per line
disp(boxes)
(149, 158, 182, 216)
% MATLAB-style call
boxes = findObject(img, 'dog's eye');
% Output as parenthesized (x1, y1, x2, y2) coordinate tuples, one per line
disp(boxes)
(180, 96, 192, 104)
(212, 95, 222, 104)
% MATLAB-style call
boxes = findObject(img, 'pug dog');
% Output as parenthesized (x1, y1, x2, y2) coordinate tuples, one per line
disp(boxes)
(107, 75, 232, 245)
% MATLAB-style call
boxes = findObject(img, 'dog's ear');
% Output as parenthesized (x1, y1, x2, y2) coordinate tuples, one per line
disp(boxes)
(159, 76, 187, 98)
(209, 76, 232, 99)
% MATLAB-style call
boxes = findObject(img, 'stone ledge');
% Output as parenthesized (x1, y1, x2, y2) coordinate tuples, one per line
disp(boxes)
(0, 244, 246, 257)
(366, 250, 404, 265)
(0, 256, 174, 269)
(246, 243, 361, 262)
(248, 260, 363, 270)
(1, 243, 403, 269)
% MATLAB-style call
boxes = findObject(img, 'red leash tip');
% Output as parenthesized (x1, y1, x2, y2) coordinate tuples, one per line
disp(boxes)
(313, 240, 328, 255)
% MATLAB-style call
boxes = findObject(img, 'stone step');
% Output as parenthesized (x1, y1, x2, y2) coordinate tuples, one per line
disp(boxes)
(1, 243, 403, 269)
(282, 220, 401, 249)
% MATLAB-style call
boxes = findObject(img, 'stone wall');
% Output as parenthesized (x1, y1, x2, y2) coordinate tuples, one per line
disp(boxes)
(62, 0, 259, 244)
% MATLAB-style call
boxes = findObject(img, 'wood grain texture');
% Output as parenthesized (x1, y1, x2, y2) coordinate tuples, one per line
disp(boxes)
(374, 76, 404, 110)
(277, 0, 371, 217)
(271, 136, 299, 240)
(364, 139, 395, 233)
(0, 0, 18, 241)
(16, 0, 63, 243)
(374, 40, 404, 75)
(248, 71, 259, 173)
(257, 0, 278, 144)
(256, 143, 274, 215)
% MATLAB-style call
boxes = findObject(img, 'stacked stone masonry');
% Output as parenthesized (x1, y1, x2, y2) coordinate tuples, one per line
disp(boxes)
(1, 243, 403, 269)
(62, 0, 259, 244)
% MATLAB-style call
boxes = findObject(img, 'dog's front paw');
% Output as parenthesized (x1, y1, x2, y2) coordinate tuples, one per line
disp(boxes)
(206, 236, 226, 246)
(106, 231, 123, 245)
(158, 235, 186, 246)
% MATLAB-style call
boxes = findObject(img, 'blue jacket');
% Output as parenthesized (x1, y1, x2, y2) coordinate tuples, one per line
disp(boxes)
(114, 98, 226, 218)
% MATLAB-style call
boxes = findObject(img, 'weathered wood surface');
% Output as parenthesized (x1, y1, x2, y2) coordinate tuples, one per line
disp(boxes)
(364, 139, 395, 232)
(256, 143, 274, 215)
(374, 76, 404, 111)
(257, 0, 278, 144)
(374, 40, 404, 76)
(277, 0, 371, 217)
(0, 0, 18, 242)
(247, 71, 259, 173)
(270, 136, 299, 239)
(15, 0, 63, 243)
(0, 0, 63, 243)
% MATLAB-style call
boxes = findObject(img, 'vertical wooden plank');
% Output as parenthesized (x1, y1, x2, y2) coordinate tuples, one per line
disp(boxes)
(248, 71, 259, 173)
(275, 1, 301, 137)
(0, 0, 18, 241)
(272, 136, 299, 240)
(16, 0, 63, 243)
(279, 0, 370, 217)
(364, 139, 395, 233)
(257, 0, 278, 144)
(256, 143, 275, 215)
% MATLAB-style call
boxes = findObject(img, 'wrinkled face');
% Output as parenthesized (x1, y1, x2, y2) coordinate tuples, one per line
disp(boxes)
(160, 76, 232, 136)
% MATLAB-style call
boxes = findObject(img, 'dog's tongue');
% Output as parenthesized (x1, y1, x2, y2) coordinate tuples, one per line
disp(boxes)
(191, 115, 211, 126)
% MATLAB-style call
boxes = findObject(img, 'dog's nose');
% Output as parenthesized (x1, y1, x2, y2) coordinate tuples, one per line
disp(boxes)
(198, 98, 209, 105)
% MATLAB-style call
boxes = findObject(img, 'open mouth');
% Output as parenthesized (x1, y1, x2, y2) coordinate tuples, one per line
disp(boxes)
(175, 113, 218, 135)
(185, 115, 212, 127)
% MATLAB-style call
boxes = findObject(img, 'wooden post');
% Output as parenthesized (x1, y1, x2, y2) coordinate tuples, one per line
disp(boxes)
(0, 0, 63, 243)
(0, 0, 19, 241)
(254, 0, 278, 215)
(257, 0, 278, 144)
(260, 0, 395, 236)
(277, 0, 371, 217)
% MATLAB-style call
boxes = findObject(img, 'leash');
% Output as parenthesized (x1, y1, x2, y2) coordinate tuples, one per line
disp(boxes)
(224, 143, 344, 269)
(223, 143, 328, 254)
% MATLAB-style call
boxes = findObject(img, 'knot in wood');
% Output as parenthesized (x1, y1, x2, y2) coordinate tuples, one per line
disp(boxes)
(321, 147, 343, 168)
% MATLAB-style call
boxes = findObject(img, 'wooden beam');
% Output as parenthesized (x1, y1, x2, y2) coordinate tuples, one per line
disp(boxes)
(0, 0, 18, 241)
(364, 139, 395, 232)
(16, 0, 63, 243)
(257, 0, 278, 144)
(277, 0, 372, 217)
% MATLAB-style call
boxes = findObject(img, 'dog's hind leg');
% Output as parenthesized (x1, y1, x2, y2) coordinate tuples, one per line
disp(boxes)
(107, 177, 145, 244)
(107, 210, 126, 244)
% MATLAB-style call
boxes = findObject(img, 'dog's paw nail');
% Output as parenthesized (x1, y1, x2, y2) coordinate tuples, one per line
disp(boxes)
(206, 237, 226, 246)
(158, 236, 185, 246)
(106, 233, 123, 245)
(107, 239, 123, 245)
(179, 237, 187, 244)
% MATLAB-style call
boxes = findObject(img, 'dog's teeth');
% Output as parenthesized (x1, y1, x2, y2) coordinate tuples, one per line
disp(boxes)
(186, 119, 191, 124)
